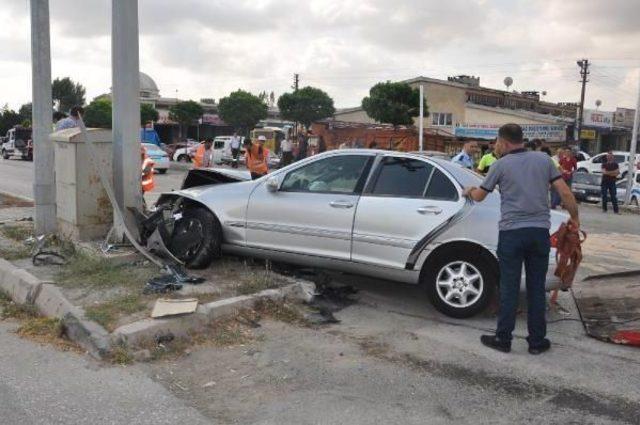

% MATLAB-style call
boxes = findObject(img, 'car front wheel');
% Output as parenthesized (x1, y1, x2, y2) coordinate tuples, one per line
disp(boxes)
(423, 251, 497, 318)
(168, 206, 221, 269)
(2, 150, 9, 160)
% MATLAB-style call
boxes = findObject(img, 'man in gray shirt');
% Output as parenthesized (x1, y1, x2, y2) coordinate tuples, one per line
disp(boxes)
(463, 124, 579, 355)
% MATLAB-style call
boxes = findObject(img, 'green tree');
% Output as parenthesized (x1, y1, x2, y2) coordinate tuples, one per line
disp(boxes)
(277, 86, 335, 128)
(0, 106, 22, 135)
(361, 81, 427, 127)
(218, 90, 268, 134)
(18, 103, 32, 122)
(52, 77, 86, 113)
(169, 100, 203, 140)
(140, 103, 159, 126)
(83, 98, 112, 128)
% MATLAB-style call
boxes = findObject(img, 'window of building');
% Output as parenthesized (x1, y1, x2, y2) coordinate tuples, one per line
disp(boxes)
(431, 113, 453, 126)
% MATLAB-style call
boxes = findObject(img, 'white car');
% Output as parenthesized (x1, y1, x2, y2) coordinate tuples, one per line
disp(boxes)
(577, 151, 640, 179)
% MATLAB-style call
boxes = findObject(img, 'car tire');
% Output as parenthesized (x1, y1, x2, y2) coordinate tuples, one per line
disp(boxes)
(576, 168, 588, 173)
(177, 154, 190, 163)
(422, 250, 497, 318)
(2, 150, 9, 160)
(168, 206, 221, 269)
(157, 168, 168, 174)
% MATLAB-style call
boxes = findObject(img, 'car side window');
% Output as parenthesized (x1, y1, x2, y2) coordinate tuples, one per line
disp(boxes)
(614, 155, 626, 163)
(592, 155, 604, 164)
(425, 168, 459, 201)
(280, 155, 371, 194)
(370, 157, 433, 197)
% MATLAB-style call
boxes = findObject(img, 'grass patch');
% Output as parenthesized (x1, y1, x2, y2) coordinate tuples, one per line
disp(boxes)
(85, 294, 148, 331)
(253, 298, 307, 325)
(56, 253, 158, 289)
(0, 224, 33, 241)
(0, 291, 38, 320)
(0, 246, 32, 261)
(109, 345, 134, 365)
(236, 266, 281, 295)
(16, 317, 80, 352)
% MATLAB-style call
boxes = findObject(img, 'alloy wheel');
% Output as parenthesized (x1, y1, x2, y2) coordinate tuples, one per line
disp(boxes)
(435, 261, 484, 308)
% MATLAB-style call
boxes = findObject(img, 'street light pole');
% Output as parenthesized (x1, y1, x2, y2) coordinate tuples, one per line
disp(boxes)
(419, 84, 424, 152)
(624, 70, 640, 205)
(30, 0, 56, 234)
(112, 0, 142, 239)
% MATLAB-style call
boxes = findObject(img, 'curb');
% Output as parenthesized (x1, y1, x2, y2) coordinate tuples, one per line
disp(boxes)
(0, 258, 111, 358)
(582, 269, 640, 282)
(112, 281, 316, 348)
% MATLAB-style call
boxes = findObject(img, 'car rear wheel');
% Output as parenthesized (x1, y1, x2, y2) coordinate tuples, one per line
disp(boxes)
(168, 206, 221, 269)
(177, 154, 190, 163)
(423, 251, 497, 318)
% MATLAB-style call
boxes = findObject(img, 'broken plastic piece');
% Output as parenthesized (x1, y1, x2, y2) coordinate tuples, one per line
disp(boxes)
(143, 275, 183, 294)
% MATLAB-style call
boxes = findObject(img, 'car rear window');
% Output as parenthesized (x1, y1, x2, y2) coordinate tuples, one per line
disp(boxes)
(425, 168, 459, 201)
(370, 157, 433, 197)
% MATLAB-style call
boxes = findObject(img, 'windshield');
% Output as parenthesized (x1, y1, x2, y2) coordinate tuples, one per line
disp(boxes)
(573, 173, 601, 185)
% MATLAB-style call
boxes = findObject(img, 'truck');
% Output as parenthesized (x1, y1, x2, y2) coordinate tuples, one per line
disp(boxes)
(2, 126, 33, 161)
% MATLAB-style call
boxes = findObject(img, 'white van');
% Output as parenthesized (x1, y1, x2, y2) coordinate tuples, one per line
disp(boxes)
(212, 136, 245, 165)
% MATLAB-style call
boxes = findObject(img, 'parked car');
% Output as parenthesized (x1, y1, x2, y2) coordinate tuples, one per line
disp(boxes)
(156, 150, 566, 318)
(172, 142, 199, 162)
(576, 151, 640, 179)
(571, 171, 640, 204)
(213, 136, 245, 165)
(2, 126, 33, 161)
(142, 143, 169, 174)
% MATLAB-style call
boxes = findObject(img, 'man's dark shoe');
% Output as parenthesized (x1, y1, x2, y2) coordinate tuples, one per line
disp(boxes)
(480, 335, 511, 353)
(528, 338, 551, 355)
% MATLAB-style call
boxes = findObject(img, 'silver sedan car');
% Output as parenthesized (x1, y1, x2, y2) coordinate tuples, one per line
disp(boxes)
(157, 150, 565, 318)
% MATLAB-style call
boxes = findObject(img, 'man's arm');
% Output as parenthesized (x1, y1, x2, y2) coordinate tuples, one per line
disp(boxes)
(552, 178, 580, 227)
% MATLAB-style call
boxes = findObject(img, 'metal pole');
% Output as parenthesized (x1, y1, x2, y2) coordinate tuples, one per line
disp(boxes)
(419, 84, 424, 151)
(30, 0, 56, 234)
(576, 59, 589, 150)
(624, 70, 640, 205)
(112, 0, 142, 239)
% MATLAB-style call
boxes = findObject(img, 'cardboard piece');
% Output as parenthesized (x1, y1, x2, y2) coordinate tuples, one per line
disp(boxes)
(151, 298, 199, 318)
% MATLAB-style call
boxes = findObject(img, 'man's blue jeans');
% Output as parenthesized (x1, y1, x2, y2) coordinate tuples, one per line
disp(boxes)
(496, 227, 550, 347)
(601, 180, 619, 213)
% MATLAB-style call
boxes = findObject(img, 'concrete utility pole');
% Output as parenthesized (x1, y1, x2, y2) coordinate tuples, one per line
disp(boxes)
(30, 0, 56, 234)
(292, 73, 300, 92)
(576, 59, 590, 148)
(624, 70, 640, 205)
(419, 84, 424, 151)
(112, 0, 142, 239)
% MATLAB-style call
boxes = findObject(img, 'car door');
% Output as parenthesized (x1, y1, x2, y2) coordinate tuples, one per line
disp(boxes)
(590, 153, 606, 174)
(351, 155, 464, 269)
(245, 153, 374, 260)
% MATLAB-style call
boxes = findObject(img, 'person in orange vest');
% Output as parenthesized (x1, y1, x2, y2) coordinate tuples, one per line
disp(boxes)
(141, 146, 155, 193)
(193, 138, 213, 168)
(245, 135, 269, 180)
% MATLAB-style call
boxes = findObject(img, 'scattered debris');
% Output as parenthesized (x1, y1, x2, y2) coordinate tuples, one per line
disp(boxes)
(151, 298, 199, 319)
(202, 381, 216, 388)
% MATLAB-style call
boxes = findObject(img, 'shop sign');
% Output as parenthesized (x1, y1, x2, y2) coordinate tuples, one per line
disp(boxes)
(454, 123, 566, 140)
(582, 109, 613, 128)
(580, 129, 596, 140)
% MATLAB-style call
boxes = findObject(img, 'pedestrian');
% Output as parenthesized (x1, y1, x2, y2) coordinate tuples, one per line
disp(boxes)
(296, 131, 308, 161)
(193, 138, 213, 168)
(559, 147, 577, 187)
(246, 135, 269, 180)
(452, 141, 478, 169)
(230, 132, 242, 168)
(52, 111, 67, 131)
(601, 151, 620, 214)
(463, 123, 579, 355)
(55, 105, 84, 131)
(476, 140, 498, 175)
(280, 135, 294, 167)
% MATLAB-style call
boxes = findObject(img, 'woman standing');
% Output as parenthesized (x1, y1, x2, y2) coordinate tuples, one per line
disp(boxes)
(245, 135, 269, 180)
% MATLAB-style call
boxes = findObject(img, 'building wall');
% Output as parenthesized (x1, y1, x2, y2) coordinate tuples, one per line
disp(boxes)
(464, 106, 555, 126)
(410, 81, 467, 130)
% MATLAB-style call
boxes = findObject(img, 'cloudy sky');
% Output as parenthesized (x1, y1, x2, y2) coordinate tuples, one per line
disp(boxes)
(1, 0, 639, 112)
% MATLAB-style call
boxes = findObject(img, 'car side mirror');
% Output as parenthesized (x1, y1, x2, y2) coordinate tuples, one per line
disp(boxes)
(266, 176, 280, 192)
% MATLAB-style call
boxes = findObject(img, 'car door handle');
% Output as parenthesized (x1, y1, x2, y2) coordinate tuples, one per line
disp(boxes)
(329, 200, 354, 209)
(417, 206, 442, 215)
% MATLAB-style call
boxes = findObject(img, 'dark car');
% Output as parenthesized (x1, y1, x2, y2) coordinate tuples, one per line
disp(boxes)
(571, 173, 602, 203)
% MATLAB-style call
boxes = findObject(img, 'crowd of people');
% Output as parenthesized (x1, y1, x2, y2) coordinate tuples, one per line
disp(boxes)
(452, 138, 623, 214)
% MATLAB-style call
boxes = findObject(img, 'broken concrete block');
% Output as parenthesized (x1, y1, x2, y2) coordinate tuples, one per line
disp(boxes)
(280, 281, 316, 303)
(63, 312, 112, 358)
(1, 268, 41, 304)
(34, 283, 81, 318)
